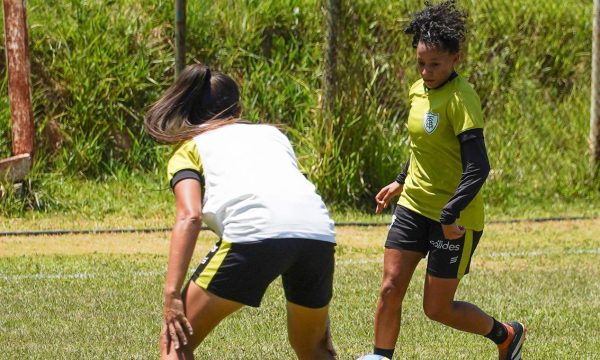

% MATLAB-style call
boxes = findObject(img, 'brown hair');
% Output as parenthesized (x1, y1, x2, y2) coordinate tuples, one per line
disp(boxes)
(144, 64, 242, 143)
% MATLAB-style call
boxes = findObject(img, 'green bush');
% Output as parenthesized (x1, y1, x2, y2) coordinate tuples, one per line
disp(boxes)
(0, 0, 596, 213)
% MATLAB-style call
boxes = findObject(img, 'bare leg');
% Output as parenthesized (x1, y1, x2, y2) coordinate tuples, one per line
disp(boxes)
(373, 248, 423, 349)
(286, 302, 334, 360)
(422, 274, 493, 335)
(160, 282, 244, 360)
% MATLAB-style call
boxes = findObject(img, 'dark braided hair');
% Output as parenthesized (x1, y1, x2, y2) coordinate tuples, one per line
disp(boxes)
(404, 0, 467, 54)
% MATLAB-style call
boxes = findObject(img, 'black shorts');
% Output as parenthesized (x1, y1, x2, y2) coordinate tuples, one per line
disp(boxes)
(385, 205, 482, 279)
(191, 238, 335, 308)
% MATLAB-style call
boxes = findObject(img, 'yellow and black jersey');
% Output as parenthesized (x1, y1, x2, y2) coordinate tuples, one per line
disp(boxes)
(168, 139, 203, 188)
(399, 75, 485, 231)
(167, 123, 336, 243)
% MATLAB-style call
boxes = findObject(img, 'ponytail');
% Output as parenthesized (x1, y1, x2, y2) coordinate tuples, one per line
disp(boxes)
(144, 64, 242, 143)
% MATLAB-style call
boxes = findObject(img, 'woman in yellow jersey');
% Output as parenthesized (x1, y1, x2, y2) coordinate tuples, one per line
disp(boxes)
(365, 1, 525, 360)
(145, 64, 337, 360)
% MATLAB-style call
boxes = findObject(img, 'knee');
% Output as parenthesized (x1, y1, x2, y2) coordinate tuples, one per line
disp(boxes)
(423, 300, 451, 323)
(289, 332, 329, 360)
(288, 335, 304, 353)
(378, 278, 406, 305)
(160, 326, 193, 360)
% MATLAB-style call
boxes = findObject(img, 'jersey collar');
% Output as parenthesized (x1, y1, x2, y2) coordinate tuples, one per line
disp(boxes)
(424, 71, 458, 92)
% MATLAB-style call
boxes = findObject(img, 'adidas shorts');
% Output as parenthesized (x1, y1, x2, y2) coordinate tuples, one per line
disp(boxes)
(191, 238, 335, 308)
(385, 205, 482, 279)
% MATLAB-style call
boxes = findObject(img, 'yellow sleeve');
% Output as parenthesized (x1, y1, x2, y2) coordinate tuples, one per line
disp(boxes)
(447, 90, 484, 135)
(167, 140, 202, 187)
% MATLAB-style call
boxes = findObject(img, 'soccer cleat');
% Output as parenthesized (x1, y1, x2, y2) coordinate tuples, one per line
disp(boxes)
(498, 321, 526, 360)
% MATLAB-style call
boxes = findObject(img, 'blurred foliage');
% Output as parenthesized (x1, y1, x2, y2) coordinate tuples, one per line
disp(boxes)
(0, 0, 596, 214)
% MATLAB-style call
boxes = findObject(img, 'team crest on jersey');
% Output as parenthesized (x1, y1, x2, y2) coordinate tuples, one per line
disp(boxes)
(423, 112, 439, 134)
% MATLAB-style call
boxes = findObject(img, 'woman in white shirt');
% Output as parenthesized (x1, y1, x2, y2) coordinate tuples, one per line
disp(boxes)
(144, 64, 336, 360)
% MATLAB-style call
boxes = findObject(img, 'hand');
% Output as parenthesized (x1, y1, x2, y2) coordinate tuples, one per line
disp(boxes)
(162, 293, 194, 353)
(375, 181, 403, 214)
(325, 319, 337, 359)
(441, 223, 465, 240)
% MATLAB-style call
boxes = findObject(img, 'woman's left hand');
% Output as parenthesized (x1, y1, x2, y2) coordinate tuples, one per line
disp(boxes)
(441, 223, 465, 240)
(162, 293, 194, 352)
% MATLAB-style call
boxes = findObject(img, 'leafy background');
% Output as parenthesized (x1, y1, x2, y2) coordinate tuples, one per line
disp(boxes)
(0, 0, 596, 216)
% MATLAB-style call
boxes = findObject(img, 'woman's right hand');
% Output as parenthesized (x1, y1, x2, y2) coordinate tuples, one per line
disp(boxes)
(375, 181, 403, 213)
(441, 223, 466, 240)
(162, 292, 194, 353)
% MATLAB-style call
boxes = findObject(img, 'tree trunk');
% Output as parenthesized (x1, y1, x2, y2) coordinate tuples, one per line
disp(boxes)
(322, 0, 341, 117)
(3, 0, 34, 157)
(591, 0, 600, 178)
(174, 0, 186, 78)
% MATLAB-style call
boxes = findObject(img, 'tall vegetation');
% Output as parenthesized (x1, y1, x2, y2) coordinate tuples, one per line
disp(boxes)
(0, 0, 595, 214)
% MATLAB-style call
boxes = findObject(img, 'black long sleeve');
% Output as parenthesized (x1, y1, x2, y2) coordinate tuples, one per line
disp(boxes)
(395, 159, 410, 185)
(439, 128, 490, 225)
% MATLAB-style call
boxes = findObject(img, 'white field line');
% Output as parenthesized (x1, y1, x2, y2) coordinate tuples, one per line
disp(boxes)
(335, 247, 600, 264)
(1, 248, 598, 282)
(0, 270, 166, 281)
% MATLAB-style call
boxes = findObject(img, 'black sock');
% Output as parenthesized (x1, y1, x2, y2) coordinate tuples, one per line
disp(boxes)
(485, 318, 508, 344)
(373, 346, 394, 358)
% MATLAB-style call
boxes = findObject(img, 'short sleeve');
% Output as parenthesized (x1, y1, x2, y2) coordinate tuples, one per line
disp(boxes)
(447, 91, 484, 136)
(167, 140, 203, 188)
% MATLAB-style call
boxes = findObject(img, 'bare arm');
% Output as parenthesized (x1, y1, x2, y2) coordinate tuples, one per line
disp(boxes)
(162, 178, 203, 351)
(375, 159, 409, 214)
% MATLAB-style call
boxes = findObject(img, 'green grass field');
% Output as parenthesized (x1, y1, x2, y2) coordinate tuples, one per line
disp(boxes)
(0, 2, 597, 359)
(1, 219, 599, 359)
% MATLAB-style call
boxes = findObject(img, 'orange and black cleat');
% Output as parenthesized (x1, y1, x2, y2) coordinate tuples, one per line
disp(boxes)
(498, 321, 526, 360)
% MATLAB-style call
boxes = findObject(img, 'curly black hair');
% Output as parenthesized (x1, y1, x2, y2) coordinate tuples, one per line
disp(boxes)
(404, 0, 467, 54)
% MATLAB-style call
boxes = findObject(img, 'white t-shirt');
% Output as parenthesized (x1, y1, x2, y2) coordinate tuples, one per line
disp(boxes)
(167, 123, 335, 244)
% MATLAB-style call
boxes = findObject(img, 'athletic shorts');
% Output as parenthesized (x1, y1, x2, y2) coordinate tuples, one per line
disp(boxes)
(191, 238, 335, 308)
(385, 205, 482, 279)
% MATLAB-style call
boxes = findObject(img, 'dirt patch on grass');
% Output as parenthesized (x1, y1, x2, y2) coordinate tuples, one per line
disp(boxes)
(1, 218, 598, 257)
